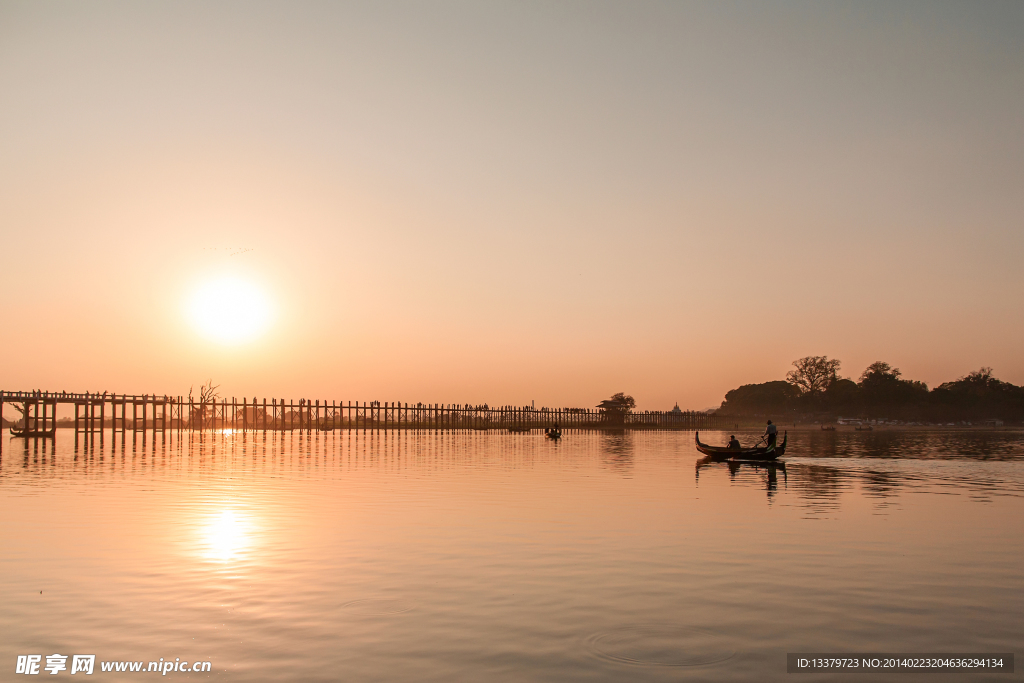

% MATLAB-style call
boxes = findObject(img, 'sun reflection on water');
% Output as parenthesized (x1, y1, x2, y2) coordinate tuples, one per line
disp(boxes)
(201, 510, 254, 561)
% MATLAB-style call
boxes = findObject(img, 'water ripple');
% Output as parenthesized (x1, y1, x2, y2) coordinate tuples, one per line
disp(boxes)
(585, 624, 735, 667)
(341, 598, 413, 615)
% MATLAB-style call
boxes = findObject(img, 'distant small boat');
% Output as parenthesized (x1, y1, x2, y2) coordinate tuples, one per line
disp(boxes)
(545, 429, 561, 440)
(821, 424, 836, 431)
(694, 431, 786, 461)
(855, 425, 873, 431)
(9, 425, 56, 438)
(508, 427, 530, 434)
(318, 423, 335, 432)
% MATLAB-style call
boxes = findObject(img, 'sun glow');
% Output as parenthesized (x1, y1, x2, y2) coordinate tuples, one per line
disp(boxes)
(202, 510, 253, 561)
(187, 276, 272, 345)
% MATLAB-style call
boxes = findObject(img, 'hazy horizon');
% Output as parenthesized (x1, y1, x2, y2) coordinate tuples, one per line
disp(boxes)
(2, 1, 1022, 410)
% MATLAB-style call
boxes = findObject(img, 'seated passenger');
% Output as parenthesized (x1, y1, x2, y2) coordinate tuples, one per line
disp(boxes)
(728, 435, 741, 449)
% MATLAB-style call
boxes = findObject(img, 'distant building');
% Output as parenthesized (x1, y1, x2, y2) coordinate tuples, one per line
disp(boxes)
(669, 403, 682, 414)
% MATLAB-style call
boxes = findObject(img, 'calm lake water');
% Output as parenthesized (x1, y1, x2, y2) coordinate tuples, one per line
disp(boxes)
(2, 428, 1022, 681)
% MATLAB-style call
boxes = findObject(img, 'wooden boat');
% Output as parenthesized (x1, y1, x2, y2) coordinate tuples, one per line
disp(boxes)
(9, 425, 56, 438)
(821, 424, 836, 431)
(694, 431, 786, 461)
(545, 429, 561, 440)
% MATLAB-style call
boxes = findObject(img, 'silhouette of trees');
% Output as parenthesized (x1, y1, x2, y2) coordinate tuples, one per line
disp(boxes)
(823, 378, 861, 412)
(597, 393, 635, 425)
(718, 381, 800, 415)
(931, 367, 1024, 421)
(859, 361, 900, 384)
(609, 392, 635, 412)
(718, 360, 1024, 422)
(786, 356, 842, 395)
(857, 361, 928, 416)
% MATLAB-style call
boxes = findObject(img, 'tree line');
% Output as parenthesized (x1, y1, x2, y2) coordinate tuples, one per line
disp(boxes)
(717, 356, 1024, 423)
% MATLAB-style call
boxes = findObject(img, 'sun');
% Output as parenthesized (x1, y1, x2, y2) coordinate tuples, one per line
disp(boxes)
(187, 276, 272, 345)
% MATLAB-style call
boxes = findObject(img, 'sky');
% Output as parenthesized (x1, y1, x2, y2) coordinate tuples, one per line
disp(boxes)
(1, 0, 1022, 410)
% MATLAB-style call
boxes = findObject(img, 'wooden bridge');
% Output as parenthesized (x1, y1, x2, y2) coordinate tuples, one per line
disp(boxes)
(1, 390, 721, 436)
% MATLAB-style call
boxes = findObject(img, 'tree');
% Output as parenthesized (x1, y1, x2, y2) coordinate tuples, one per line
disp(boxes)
(609, 392, 635, 412)
(786, 356, 842, 395)
(931, 367, 1024, 421)
(718, 381, 800, 415)
(856, 361, 928, 417)
(597, 392, 635, 425)
(824, 378, 861, 411)
(188, 380, 220, 429)
(8, 401, 26, 428)
(952, 367, 996, 391)
(859, 361, 901, 384)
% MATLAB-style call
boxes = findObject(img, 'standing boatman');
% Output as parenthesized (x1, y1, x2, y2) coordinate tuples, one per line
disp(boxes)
(763, 420, 778, 450)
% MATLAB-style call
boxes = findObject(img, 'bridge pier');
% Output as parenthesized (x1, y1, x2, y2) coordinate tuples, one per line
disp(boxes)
(73, 395, 105, 435)
(112, 398, 127, 435)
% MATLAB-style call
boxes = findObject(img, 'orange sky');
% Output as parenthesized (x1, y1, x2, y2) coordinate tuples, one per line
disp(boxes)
(1, 2, 1022, 410)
